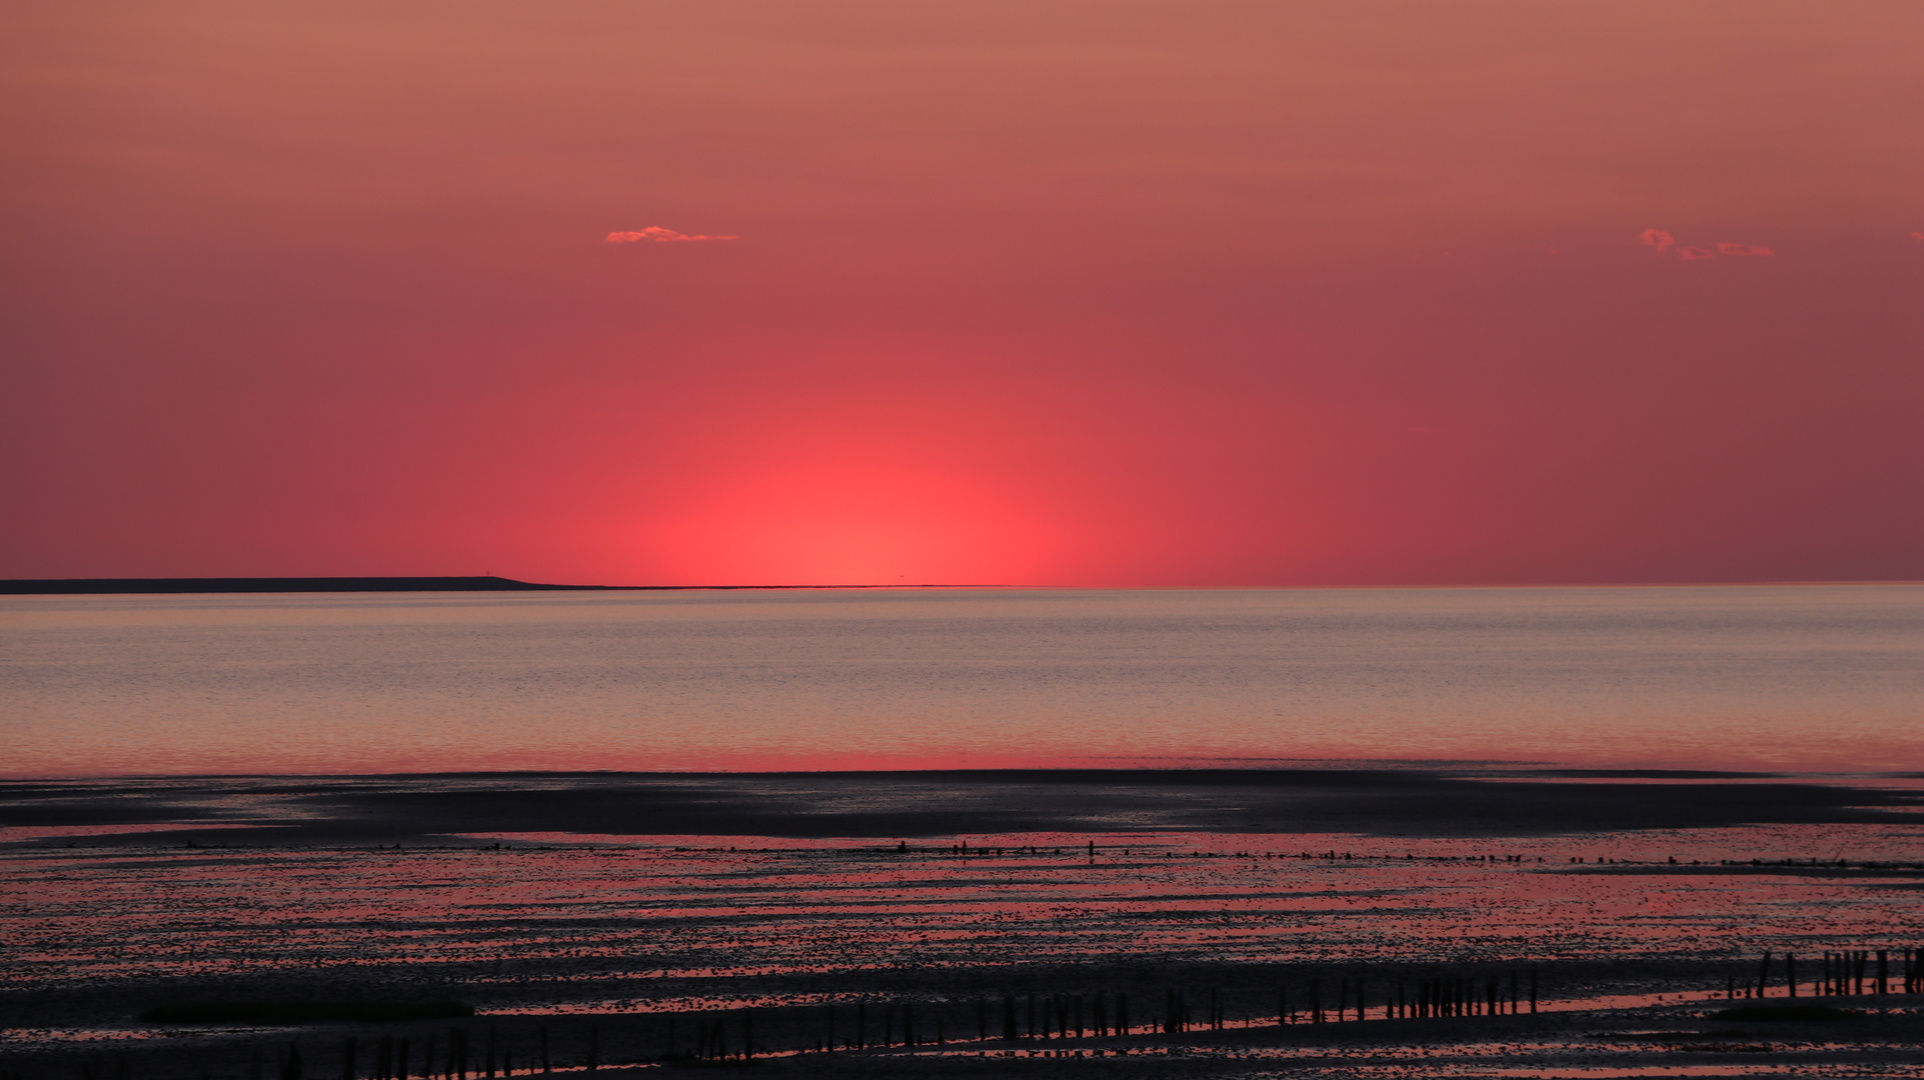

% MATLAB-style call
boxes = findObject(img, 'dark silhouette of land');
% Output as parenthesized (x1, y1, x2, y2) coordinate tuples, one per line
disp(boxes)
(0, 576, 954, 594)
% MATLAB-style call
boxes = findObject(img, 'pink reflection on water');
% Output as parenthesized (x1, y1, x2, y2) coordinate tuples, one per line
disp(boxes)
(0, 822, 264, 842)
(5, 824, 1921, 1020)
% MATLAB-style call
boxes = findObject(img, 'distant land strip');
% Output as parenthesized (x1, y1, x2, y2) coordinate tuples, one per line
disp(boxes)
(0, 576, 958, 594)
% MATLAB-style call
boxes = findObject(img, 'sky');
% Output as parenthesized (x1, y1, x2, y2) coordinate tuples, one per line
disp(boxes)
(3, 1, 1920, 587)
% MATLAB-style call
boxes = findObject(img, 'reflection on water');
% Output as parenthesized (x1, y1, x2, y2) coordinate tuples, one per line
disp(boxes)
(5, 824, 1920, 1004)
(3, 585, 1919, 775)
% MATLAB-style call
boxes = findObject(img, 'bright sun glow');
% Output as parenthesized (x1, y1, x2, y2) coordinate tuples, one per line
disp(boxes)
(640, 462, 1058, 585)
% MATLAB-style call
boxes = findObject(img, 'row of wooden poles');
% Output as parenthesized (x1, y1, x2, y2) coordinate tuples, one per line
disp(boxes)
(77, 1028, 578, 1080)
(685, 971, 1548, 1063)
(63, 972, 1547, 1080)
(1734, 948, 1924, 998)
(226, 1028, 571, 1080)
(58, 949, 1924, 1078)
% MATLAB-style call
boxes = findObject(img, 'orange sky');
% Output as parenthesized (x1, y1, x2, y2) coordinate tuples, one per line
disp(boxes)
(3, 1, 1920, 585)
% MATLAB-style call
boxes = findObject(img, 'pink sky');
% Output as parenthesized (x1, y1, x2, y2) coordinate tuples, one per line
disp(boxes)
(3, 1, 1919, 585)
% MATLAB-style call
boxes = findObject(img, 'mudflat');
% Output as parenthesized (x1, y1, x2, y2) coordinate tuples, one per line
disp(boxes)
(4, 772, 1921, 1078)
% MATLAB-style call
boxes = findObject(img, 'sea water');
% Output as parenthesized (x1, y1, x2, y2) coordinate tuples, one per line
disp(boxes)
(3, 585, 1916, 777)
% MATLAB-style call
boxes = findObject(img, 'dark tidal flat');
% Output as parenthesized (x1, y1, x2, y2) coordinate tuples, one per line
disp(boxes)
(4, 771, 1923, 1078)
(6, 770, 1922, 844)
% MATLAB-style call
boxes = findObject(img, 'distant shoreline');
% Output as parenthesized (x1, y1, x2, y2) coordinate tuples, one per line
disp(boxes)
(0, 576, 953, 595)
(2, 578, 1912, 595)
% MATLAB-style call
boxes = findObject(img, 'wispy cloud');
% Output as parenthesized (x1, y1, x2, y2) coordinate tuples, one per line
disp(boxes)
(1641, 229, 1773, 259)
(607, 227, 739, 243)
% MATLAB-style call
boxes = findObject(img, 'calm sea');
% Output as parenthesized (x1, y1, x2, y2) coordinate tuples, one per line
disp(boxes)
(2, 585, 1917, 777)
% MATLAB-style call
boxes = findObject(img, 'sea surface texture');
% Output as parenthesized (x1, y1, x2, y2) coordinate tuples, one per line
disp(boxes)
(3, 585, 1917, 776)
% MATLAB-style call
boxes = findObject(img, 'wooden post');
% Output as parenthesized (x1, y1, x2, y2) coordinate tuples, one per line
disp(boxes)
(342, 1037, 356, 1080)
(538, 1026, 549, 1074)
(1757, 951, 1772, 998)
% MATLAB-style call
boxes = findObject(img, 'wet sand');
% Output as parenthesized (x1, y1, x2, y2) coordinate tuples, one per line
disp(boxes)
(5, 770, 1919, 845)
(4, 772, 1921, 1078)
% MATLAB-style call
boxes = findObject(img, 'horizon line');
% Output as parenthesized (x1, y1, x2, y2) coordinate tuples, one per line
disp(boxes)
(2, 574, 1920, 596)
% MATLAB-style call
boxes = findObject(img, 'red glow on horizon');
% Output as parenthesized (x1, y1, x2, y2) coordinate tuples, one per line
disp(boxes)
(1, 2, 1918, 585)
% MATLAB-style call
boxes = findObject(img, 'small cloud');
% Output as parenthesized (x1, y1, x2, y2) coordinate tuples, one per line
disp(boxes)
(606, 227, 739, 243)
(1911, 231, 1924, 241)
(1641, 229, 1773, 259)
